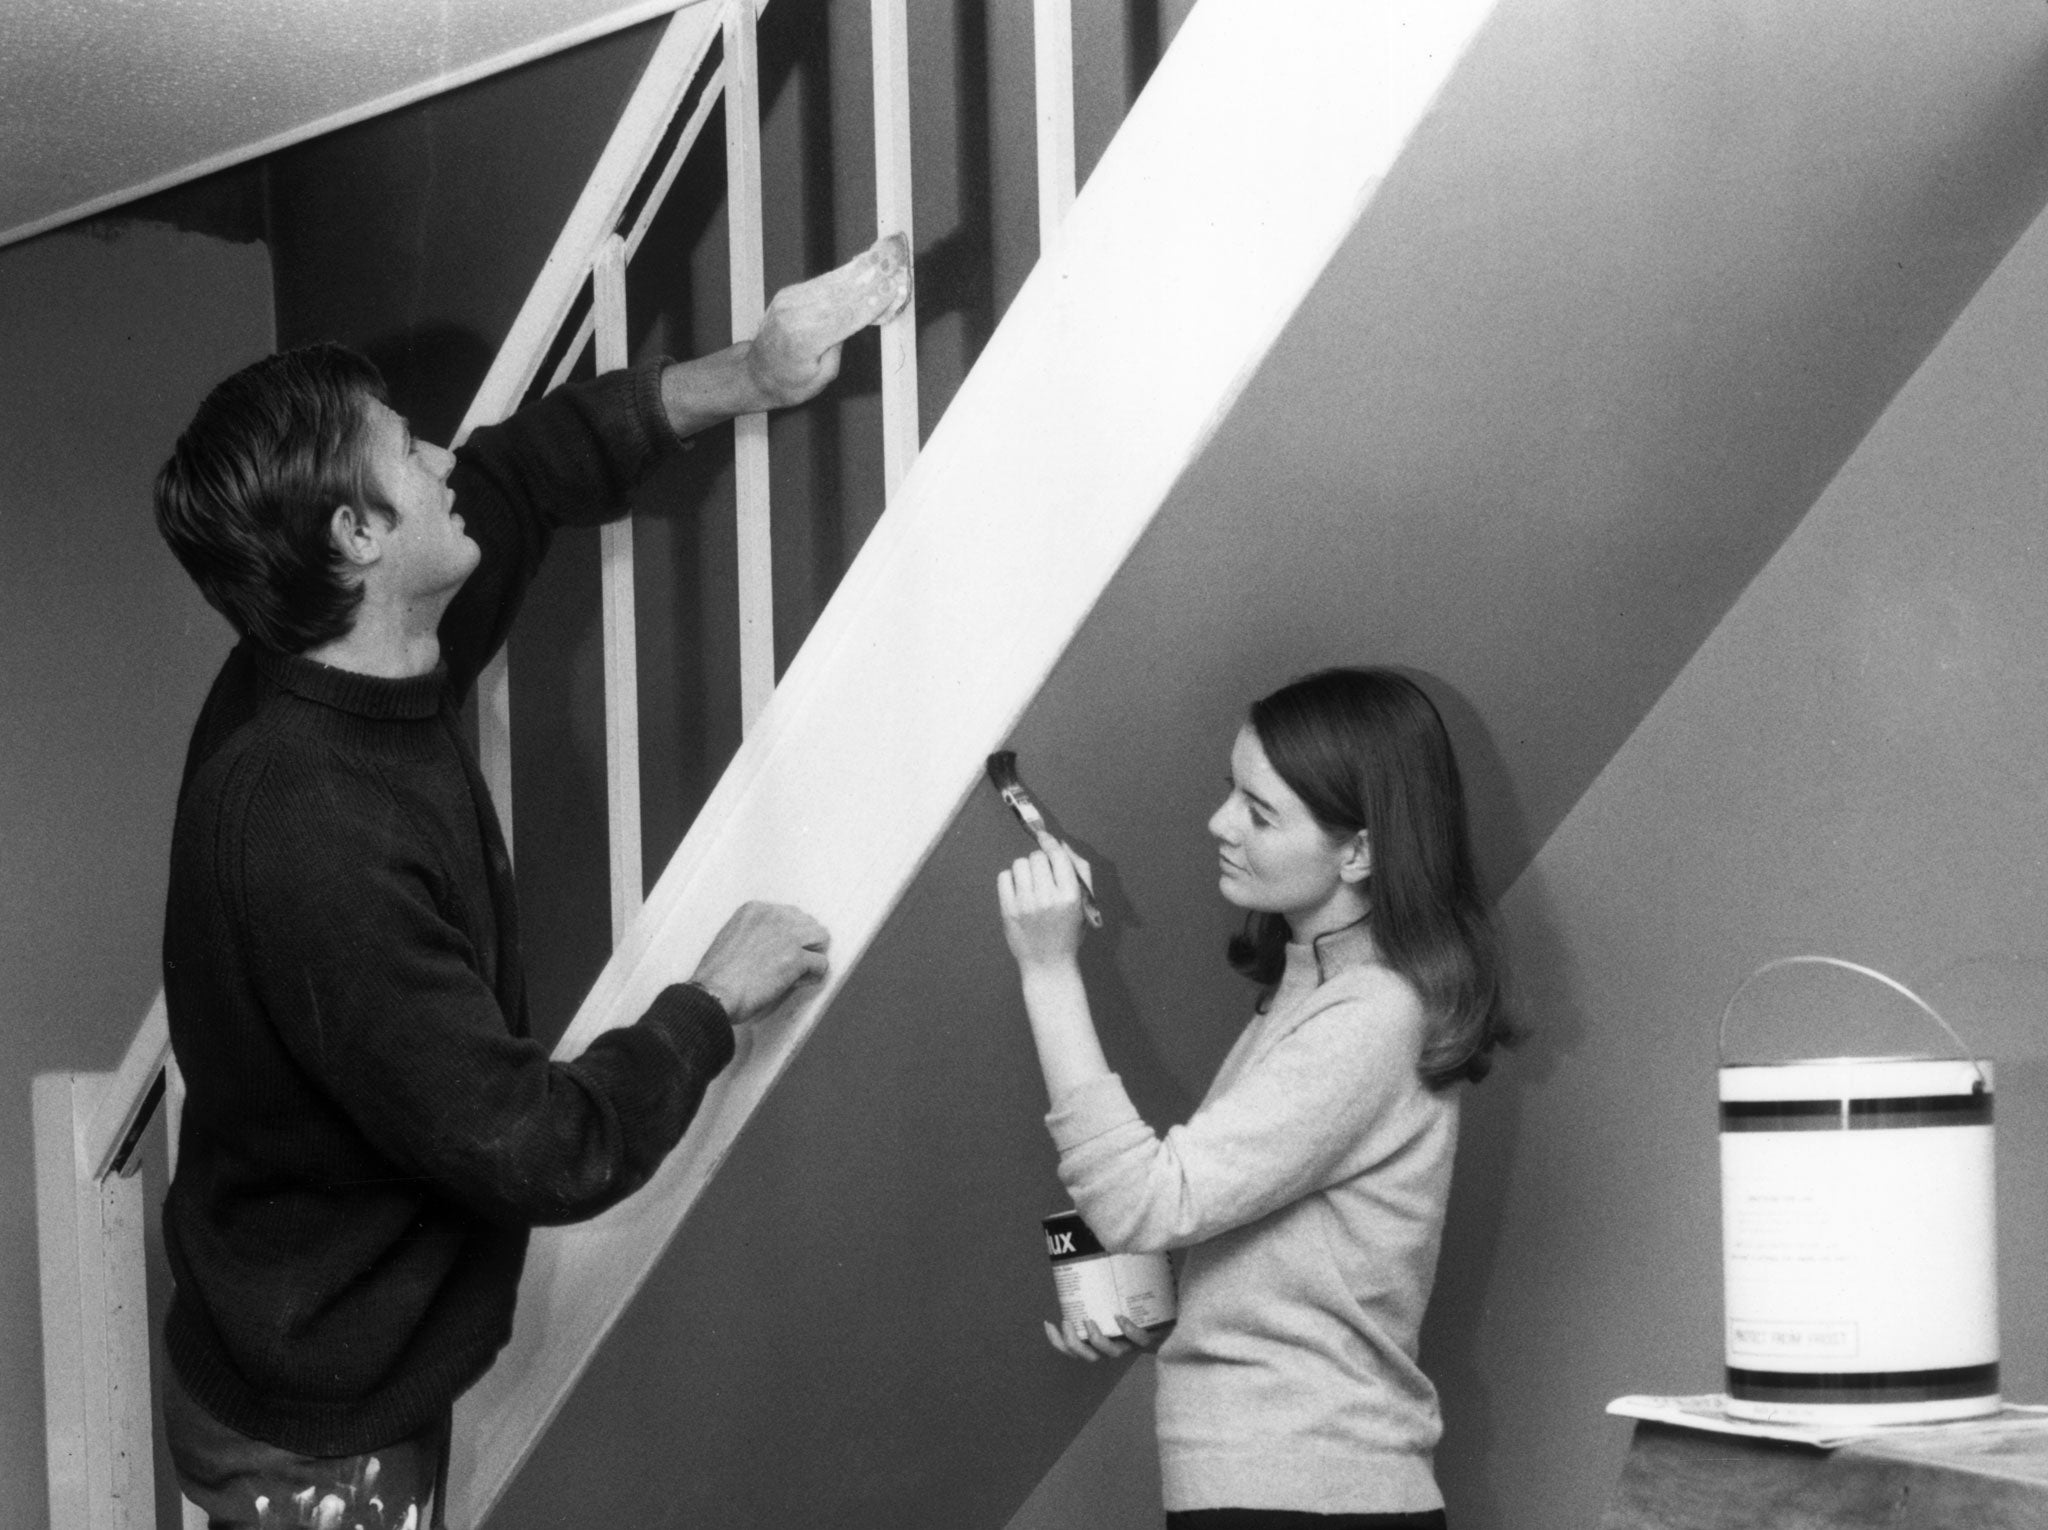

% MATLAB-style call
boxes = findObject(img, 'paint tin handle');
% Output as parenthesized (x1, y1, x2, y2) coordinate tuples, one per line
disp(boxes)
(1717, 954, 1988, 1089)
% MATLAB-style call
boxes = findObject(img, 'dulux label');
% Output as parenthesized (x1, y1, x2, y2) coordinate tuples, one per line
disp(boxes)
(1042, 1209, 1177, 1332)
(1043, 1212, 1107, 1263)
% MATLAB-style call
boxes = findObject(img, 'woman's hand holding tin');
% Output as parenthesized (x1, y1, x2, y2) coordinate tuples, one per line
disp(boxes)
(1043, 1313, 1160, 1363)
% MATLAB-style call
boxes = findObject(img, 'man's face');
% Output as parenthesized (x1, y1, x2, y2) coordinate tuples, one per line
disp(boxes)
(358, 398, 478, 602)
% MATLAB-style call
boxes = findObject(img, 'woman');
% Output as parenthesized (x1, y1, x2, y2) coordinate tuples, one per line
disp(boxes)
(996, 668, 1509, 1529)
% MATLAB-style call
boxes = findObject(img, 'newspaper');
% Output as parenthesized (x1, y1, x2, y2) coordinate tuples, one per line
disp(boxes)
(1607, 1394, 2048, 1450)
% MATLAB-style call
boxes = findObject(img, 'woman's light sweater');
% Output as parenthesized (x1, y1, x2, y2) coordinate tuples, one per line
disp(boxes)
(1046, 925, 1457, 1515)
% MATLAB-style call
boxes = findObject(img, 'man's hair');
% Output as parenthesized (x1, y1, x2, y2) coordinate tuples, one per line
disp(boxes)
(154, 343, 391, 653)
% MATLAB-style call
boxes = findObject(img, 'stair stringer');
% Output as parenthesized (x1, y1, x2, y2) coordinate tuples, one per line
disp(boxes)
(448, 0, 1501, 1520)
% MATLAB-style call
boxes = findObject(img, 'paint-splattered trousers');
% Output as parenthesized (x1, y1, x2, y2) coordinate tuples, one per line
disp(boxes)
(162, 1363, 449, 1530)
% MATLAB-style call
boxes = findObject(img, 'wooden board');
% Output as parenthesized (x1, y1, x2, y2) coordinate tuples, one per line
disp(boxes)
(36, 1073, 154, 1530)
(1602, 1419, 2048, 1530)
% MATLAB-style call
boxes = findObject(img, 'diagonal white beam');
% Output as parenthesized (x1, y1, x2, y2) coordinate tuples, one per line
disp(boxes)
(448, 1, 1502, 1520)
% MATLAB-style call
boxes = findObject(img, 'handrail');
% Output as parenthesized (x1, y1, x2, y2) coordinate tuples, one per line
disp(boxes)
(84, 992, 170, 1181)
(461, 0, 736, 853)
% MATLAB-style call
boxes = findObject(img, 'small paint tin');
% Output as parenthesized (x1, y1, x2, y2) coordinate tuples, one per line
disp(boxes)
(1042, 1209, 1177, 1334)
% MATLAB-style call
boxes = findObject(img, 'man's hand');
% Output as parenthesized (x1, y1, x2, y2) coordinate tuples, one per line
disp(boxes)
(690, 902, 830, 1025)
(659, 234, 913, 436)
(745, 233, 913, 408)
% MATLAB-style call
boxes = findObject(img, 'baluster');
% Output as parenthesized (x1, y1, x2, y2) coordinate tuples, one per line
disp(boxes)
(725, 0, 775, 734)
(1033, 0, 1077, 257)
(593, 235, 643, 941)
(872, 0, 920, 496)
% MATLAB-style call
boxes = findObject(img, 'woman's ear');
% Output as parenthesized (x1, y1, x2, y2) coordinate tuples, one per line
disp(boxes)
(1338, 830, 1372, 884)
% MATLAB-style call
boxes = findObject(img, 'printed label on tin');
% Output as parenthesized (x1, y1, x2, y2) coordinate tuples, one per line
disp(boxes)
(1052, 1251, 1177, 1332)
(1728, 1320, 1859, 1360)
(1043, 1209, 1176, 1331)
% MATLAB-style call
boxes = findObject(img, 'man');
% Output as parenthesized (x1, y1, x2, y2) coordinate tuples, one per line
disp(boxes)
(150, 238, 909, 1529)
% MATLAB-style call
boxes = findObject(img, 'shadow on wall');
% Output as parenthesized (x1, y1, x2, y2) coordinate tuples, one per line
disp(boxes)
(1416, 671, 1533, 905)
(1413, 666, 1570, 1530)
(1422, 868, 1586, 1530)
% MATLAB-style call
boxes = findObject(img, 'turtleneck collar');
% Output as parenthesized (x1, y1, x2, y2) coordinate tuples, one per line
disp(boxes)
(1281, 917, 1379, 992)
(252, 642, 446, 722)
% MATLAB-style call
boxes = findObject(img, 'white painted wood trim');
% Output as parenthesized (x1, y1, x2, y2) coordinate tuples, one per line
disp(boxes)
(37, 1073, 155, 1530)
(594, 237, 645, 941)
(871, 0, 920, 496)
(724, 0, 775, 732)
(457, 1, 732, 835)
(36, 1077, 90, 1530)
(544, 70, 729, 395)
(449, 3, 1499, 1520)
(1032, 0, 1076, 259)
(82, 992, 168, 1182)
(451, 4, 729, 447)
(623, 58, 728, 263)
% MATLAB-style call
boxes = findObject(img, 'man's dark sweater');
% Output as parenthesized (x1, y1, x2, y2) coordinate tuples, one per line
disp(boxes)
(161, 362, 732, 1456)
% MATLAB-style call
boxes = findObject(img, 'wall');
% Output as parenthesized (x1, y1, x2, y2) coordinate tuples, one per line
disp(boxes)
(1439, 188, 2048, 1530)
(2, 221, 271, 1526)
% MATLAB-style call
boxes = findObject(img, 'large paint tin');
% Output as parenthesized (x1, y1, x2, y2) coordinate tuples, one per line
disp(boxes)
(1718, 959, 1998, 1425)
(1042, 1210, 1176, 1334)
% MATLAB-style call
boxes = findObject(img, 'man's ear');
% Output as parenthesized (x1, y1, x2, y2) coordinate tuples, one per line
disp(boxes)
(1338, 830, 1372, 885)
(328, 503, 383, 571)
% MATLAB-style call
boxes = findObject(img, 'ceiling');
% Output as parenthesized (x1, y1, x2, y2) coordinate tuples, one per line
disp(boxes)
(0, 0, 702, 249)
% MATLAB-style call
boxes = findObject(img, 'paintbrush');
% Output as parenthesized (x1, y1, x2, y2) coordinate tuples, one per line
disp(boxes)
(986, 750, 1103, 927)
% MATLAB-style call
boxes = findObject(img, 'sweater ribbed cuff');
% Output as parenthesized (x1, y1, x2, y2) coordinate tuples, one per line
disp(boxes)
(641, 981, 737, 1081)
(628, 356, 682, 452)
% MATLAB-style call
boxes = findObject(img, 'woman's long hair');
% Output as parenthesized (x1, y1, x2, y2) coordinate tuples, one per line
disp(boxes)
(1225, 668, 1512, 1086)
